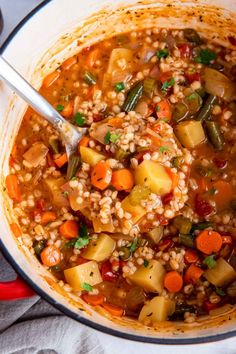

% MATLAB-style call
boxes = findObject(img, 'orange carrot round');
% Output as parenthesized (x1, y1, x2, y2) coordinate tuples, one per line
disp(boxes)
(91, 161, 112, 190)
(59, 220, 79, 239)
(40, 246, 61, 267)
(156, 100, 172, 120)
(54, 153, 68, 168)
(164, 271, 183, 293)
(43, 71, 60, 88)
(10, 223, 22, 237)
(6, 174, 21, 202)
(41, 211, 57, 225)
(195, 230, 223, 255)
(82, 293, 104, 306)
(102, 302, 124, 317)
(184, 264, 203, 284)
(60, 101, 73, 118)
(111, 169, 134, 191)
(79, 136, 90, 148)
(184, 249, 199, 264)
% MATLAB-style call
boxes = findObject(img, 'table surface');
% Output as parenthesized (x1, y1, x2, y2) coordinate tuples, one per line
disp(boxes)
(1, 1, 236, 353)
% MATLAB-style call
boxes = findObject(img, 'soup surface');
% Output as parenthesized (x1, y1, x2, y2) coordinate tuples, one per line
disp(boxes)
(6, 27, 236, 325)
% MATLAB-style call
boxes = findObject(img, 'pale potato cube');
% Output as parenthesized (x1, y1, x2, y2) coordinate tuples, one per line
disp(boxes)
(121, 195, 146, 225)
(204, 258, 236, 287)
(64, 261, 102, 291)
(134, 160, 172, 196)
(174, 120, 205, 148)
(44, 177, 69, 207)
(23, 142, 48, 167)
(139, 296, 175, 323)
(128, 260, 165, 293)
(80, 146, 105, 166)
(92, 216, 115, 233)
(82, 233, 116, 262)
(147, 226, 164, 244)
(107, 48, 133, 74)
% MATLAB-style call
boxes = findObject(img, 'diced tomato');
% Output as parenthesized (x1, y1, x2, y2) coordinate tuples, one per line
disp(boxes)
(194, 195, 214, 217)
(162, 191, 173, 205)
(185, 70, 201, 83)
(77, 257, 89, 265)
(213, 157, 227, 169)
(228, 36, 236, 46)
(30, 209, 42, 219)
(157, 238, 174, 252)
(160, 71, 172, 84)
(93, 113, 104, 122)
(36, 198, 46, 211)
(178, 43, 192, 58)
(101, 261, 119, 282)
(203, 300, 218, 313)
(47, 153, 56, 167)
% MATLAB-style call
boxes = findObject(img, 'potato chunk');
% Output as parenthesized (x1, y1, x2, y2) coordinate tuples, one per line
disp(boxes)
(174, 120, 205, 148)
(204, 258, 236, 287)
(44, 177, 69, 207)
(83, 233, 116, 262)
(128, 260, 165, 293)
(92, 216, 115, 233)
(121, 194, 146, 225)
(107, 48, 133, 74)
(80, 146, 105, 166)
(64, 261, 102, 291)
(139, 296, 175, 323)
(147, 226, 164, 244)
(134, 160, 172, 196)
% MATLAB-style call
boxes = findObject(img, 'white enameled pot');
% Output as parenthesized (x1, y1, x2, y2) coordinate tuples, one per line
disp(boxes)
(0, 0, 236, 344)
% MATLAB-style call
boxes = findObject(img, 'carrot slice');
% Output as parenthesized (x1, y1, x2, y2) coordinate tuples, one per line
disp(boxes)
(10, 223, 22, 237)
(107, 117, 123, 128)
(54, 153, 68, 168)
(43, 71, 60, 88)
(6, 174, 21, 202)
(79, 136, 90, 148)
(156, 100, 172, 120)
(91, 161, 112, 190)
(87, 48, 99, 67)
(59, 220, 79, 239)
(111, 169, 134, 191)
(82, 293, 104, 306)
(184, 249, 199, 264)
(166, 168, 179, 189)
(195, 230, 223, 255)
(60, 101, 73, 118)
(41, 211, 57, 225)
(61, 56, 77, 71)
(184, 264, 203, 284)
(211, 180, 233, 211)
(40, 245, 61, 267)
(164, 271, 183, 293)
(102, 302, 124, 317)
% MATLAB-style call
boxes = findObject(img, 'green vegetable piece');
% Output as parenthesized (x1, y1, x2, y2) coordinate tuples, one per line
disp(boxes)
(179, 234, 195, 248)
(156, 49, 169, 59)
(33, 240, 46, 256)
(208, 187, 217, 195)
(115, 148, 130, 161)
(74, 112, 85, 127)
(129, 237, 138, 253)
(161, 78, 175, 92)
(56, 104, 64, 112)
(185, 92, 202, 115)
(81, 282, 93, 292)
(159, 146, 169, 153)
(215, 286, 225, 296)
(191, 222, 215, 232)
(144, 259, 149, 268)
(122, 81, 144, 112)
(194, 49, 217, 65)
(65, 238, 77, 248)
(66, 154, 80, 180)
(173, 215, 192, 234)
(171, 156, 184, 168)
(79, 223, 89, 238)
(196, 94, 217, 121)
(109, 133, 120, 143)
(104, 131, 111, 145)
(83, 71, 97, 85)
(75, 237, 89, 249)
(183, 28, 202, 44)
(143, 77, 156, 98)
(203, 255, 216, 269)
(49, 137, 60, 154)
(129, 185, 151, 206)
(170, 304, 195, 320)
(115, 82, 125, 92)
(120, 246, 131, 261)
(205, 121, 224, 150)
(172, 102, 189, 122)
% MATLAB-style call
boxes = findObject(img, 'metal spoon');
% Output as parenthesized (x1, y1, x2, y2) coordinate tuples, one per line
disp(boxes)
(0, 56, 85, 177)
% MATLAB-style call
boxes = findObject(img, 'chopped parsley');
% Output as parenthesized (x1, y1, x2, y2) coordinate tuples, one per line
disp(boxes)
(143, 259, 149, 268)
(65, 223, 90, 250)
(156, 49, 169, 59)
(161, 78, 175, 92)
(74, 112, 85, 127)
(129, 237, 138, 253)
(104, 131, 120, 144)
(65, 238, 77, 248)
(74, 237, 89, 249)
(156, 105, 161, 112)
(83, 71, 97, 85)
(79, 223, 89, 238)
(159, 146, 169, 153)
(203, 254, 216, 269)
(56, 104, 64, 112)
(104, 131, 111, 144)
(115, 82, 125, 92)
(194, 49, 217, 65)
(187, 93, 198, 100)
(81, 283, 93, 292)
(215, 287, 225, 296)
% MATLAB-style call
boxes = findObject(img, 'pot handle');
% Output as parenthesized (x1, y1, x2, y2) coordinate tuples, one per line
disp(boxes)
(0, 276, 35, 300)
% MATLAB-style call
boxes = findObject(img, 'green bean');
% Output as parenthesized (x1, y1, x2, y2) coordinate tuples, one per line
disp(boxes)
(83, 71, 97, 85)
(143, 77, 156, 98)
(173, 216, 192, 234)
(33, 240, 46, 256)
(196, 94, 217, 121)
(191, 222, 214, 232)
(172, 102, 189, 122)
(179, 233, 195, 248)
(66, 154, 80, 180)
(122, 81, 144, 112)
(205, 121, 224, 150)
(183, 28, 202, 44)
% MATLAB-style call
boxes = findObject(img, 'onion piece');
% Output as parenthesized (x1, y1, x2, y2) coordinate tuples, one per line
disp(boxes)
(23, 142, 49, 167)
(204, 67, 236, 102)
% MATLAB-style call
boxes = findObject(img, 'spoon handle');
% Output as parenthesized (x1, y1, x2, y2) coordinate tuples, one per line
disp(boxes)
(0, 56, 68, 130)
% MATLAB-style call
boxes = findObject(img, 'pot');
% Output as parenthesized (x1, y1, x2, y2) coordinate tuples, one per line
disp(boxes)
(0, 0, 236, 344)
